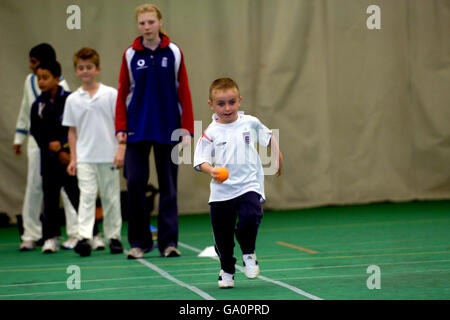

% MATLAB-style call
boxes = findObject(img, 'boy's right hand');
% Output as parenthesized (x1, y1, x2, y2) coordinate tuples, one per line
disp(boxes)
(67, 159, 77, 176)
(210, 167, 223, 183)
(199, 163, 223, 183)
(116, 132, 127, 144)
(114, 144, 126, 169)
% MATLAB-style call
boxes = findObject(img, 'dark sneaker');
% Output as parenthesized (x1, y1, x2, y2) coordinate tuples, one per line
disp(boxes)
(74, 238, 91, 257)
(109, 239, 123, 254)
(36, 238, 45, 247)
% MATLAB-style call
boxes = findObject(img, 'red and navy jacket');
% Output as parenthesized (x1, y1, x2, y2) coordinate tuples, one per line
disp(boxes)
(115, 34, 194, 144)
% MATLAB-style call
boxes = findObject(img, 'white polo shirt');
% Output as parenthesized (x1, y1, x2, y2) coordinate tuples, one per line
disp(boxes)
(62, 83, 118, 163)
(194, 112, 272, 203)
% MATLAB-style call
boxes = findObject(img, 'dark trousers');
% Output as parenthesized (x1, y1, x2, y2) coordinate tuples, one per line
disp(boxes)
(209, 191, 264, 274)
(124, 141, 179, 253)
(41, 160, 79, 240)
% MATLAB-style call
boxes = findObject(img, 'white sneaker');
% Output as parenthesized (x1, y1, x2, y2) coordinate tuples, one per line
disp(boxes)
(61, 236, 78, 249)
(91, 234, 106, 250)
(127, 247, 144, 259)
(218, 270, 234, 289)
(20, 240, 36, 251)
(42, 238, 59, 253)
(243, 253, 260, 278)
(162, 246, 181, 257)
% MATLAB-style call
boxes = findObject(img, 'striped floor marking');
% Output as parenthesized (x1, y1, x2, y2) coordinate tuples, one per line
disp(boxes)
(178, 242, 323, 300)
(126, 250, 216, 300)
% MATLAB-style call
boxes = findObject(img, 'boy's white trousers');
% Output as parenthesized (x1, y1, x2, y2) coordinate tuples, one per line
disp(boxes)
(77, 162, 122, 240)
(21, 136, 79, 242)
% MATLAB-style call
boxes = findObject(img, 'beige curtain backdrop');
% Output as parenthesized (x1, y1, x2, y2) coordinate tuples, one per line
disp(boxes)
(1, 0, 449, 221)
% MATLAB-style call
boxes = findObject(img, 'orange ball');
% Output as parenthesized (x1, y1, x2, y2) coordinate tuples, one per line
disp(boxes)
(215, 167, 229, 182)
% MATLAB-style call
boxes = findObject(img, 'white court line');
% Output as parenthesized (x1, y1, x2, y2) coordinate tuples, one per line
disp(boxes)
(262, 259, 450, 273)
(0, 275, 160, 288)
(178, 242, 323, 300)
(4, 259, 449, 289)
(271, 268, 450, 282)
(130, 252, 216, 300)
(2, 269, 448, 298)
(0, 283, 177, 298)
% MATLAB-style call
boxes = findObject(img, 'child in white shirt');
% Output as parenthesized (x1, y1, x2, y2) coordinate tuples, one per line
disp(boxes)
(193, 78, 283, 288)
(63, 47, 123, 257)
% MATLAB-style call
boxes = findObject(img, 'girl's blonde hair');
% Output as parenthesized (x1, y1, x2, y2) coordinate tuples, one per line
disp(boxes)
(135, 4, 167, 36)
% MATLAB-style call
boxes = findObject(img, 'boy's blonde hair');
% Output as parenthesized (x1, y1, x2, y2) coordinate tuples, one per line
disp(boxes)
(209, 78, 240, 101)
(73, 47, 100, 68)
(135, 3, 167, 36)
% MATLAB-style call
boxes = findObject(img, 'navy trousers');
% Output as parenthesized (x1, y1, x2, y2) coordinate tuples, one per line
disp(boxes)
(209, 191, 264, 274)
(41, 158, 79, 240)
(124, 141, 179, 253)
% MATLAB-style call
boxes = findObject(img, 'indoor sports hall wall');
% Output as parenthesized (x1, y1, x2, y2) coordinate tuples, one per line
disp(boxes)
(0, 0, 449, 221)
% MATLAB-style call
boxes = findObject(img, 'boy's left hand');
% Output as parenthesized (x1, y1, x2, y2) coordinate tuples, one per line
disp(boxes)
(275, 151, 283, 177)
(67, 159, 77, 176)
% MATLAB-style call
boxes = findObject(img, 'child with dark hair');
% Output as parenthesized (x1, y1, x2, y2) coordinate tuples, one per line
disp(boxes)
(30, 60, 80, 253)
(13, 43, 80, 251)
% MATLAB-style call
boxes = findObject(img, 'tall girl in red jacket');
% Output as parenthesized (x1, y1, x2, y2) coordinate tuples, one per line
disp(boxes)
(115, 4, 194, 259)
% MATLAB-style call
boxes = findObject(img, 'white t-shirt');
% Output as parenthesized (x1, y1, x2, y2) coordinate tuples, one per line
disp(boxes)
(193, 111, 272, 203)
(62, 83, 118, 163)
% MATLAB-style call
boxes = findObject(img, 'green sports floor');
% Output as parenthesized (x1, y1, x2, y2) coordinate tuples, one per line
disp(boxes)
(0, 200, 449, 300)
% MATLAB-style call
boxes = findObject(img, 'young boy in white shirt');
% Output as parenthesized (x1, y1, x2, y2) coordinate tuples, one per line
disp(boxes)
(63, 47, 124, 257)
(193, 78, 283, 288)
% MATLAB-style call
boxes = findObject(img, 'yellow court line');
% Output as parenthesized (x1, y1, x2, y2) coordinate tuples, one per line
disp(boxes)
(257, 250, 450, 263)
(259, 218, 450, 233)
(257, 244, 450, 259)
(299, 237, 450, 249)
(179, 218, 450, 237)
(319, 244, 450, 254)
(277, 241, 319, 254)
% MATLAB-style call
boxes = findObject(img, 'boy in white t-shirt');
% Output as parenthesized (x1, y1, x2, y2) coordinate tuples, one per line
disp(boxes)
(193, 78, 283, 288)
(63, 47, 124, 257)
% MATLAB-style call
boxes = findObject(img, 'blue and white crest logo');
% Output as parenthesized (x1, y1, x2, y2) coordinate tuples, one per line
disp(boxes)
(162, 57, 168, 68)
(242, 131, 250, 144)
(137, 59, 146, 67)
